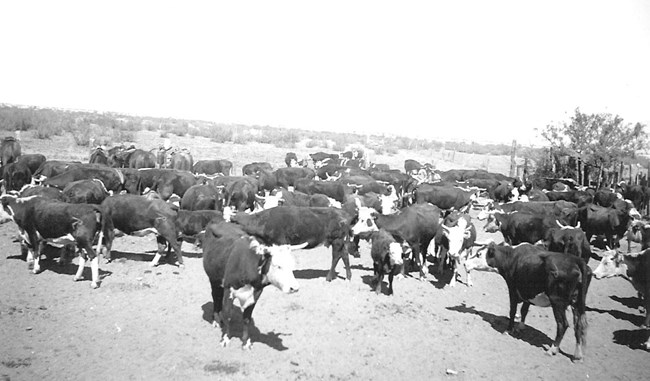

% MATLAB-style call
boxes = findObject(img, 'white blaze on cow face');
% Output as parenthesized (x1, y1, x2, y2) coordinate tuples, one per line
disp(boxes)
(388, 242, 403, 267)
(593, 252, 627, 279)
(351, 207, 379, 236)
(443, 219, 470, 258)
(464, 245, 498, 273)
(265, 244, 300, 294)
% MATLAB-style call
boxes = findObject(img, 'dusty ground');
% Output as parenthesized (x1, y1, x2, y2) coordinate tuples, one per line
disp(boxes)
(0, 131, 648, 380)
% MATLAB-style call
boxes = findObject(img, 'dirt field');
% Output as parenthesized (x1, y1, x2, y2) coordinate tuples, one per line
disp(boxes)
(0, 131, 648, 380)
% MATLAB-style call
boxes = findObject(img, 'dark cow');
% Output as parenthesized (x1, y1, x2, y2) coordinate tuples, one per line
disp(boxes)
(310, 152, 339, 167)
(477, 200, 579, 226)
(169, 150, 193, 171)
(230, 202, 375, 282)
(285, 152, 300, 167)
(19, 185, 64, 201)
(125, 149, 157, 169)
(468, 242, 592, 361)
(355, 203, 442, 279)
(544, 226, 592, 263)
(194, 159, 233, 176)
(180, 183, 225, 211)
(42, 164, 128, 194)
(173, 209, 223, 251)
(62, 179, 110, 204)
(202, 220, 300, 349)
(15, 153, 46, 175)
(545, 190, 593, 206)
(594, 249, 650, 336)
(151, 169, 198, 201)
(593, 188, 620, 207)
(33, 160, 80, 180)
(490, 180, 516, 203)
(223, 176, 259, 212)
(101, 194, 183, 267)
(0, 195, 105, 288)
(577, 199, 641, 248)
(404, 159, 423, 175)
(294, 178, 352, 203)
(89, 147, 109, 166)
(483, 212, 564, 245)
(267, 188, 336, 208)
(369, 229, 403, 295)
(0, 136, 21, 166)
(242, 162, 273, 176)
(117, 168, 145, 195)
(617, 182, 648, 215)
(274, 167, 316, 188)
(2, 161, 32, 193)
(626, 218, 650, 253)
(414, 184, 479, 212)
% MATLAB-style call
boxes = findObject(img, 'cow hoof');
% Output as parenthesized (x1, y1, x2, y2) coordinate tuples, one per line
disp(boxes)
(177, 263, 185, 269)
(395, 274, 405, 281)
(91, 282, 99, 289)
(220, 337, 230, 348)
(242, 340, 252, 350)
(212, 320, 220, 329)
(546, 345, 559, 356)
(73, 275, 83, 282)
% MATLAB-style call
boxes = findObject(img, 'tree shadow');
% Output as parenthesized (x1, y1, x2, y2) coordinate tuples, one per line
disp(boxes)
(446, 303, 555, 352)
(200, 301, 289, 351)
(586, 306, 644, 326)
(612, 329, 650, 350)
(293, 269, 330, 280)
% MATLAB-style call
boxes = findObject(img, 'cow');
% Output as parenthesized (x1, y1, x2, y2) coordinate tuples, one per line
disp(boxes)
(169, 150, 193, 171)
(89, 147, 109, 166)
(544, 226, 592, 263)
(274, 167, 316, 188)
(477, 200, 579, 224)
(173, 209, 223, 251)
(41, 164, 128, 194)
(545, 190, 593, 206)
(467, 242, 592, 361)
(414, 184, 479, 212)
(617, 182, 648, 215)
(0, 195, 105, 288)
(593, 249, 650, 340)
(241, 162, 273, 176)
(626, 218, 650, 253)
(15, 153, 47, 175)
(404, 159, 423, 175)
(124, 149, 157, 169)
(180, 183, 225, 211)
(0, 136, 21, 166)
(593, 188, 621, 207)
(577, 199, 641, 249)
(62, 179, 110, 204)
(310, 152, 339, 167)
(202, 220, 300, 349)
(150, 169, 198, 201)
(230, 202, 376, 282)
(2, 161, 32, 193)
(19, 185, 64, 201)
(294, 178, 352, 203)
(33, 160, 81, 181)
(433, 211, 477, 287)
(223, 176, 259, 212)
(483, 211, 568, 245)
(369, 229, 403, 295)
(101, 194, 183, 267)
(354, 203, 442, 279)
(194, 159, 233, 176)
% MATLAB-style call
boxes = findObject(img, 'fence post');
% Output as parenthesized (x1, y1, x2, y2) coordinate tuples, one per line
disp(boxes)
(509, 140, 517, 177)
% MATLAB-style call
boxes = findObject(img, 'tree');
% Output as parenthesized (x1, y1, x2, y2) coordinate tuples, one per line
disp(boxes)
(539, 108, 646, 187)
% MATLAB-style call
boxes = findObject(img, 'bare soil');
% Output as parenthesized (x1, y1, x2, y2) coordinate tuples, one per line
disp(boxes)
(0, 131, 647, 380)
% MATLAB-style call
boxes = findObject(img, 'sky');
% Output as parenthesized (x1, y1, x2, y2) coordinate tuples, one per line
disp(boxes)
(1, 1, 649, 147)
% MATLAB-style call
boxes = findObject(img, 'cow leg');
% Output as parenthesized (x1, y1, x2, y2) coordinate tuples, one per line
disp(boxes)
(348, 235, 360, 258)
(517, 302, 531, 332)
(74, 255, 86, 282)
(210, 282, 225, 328)
(33, 241, 45, 274)
(387, 272, 395, 295)
(241, 289, 263, 350)
(103, 229, 115, 262)
(327, 240, 348, 281)
(151, 236, 165, 267)
(548, 303, 570, 356)
(571, 306, 587, 362)
(219, 290, 233, 347)
(506, 291, 519, 333)
(156, 220, 184, 267)
(374, 268, 383, 295)
(449, 256, 462, 287)
(642, 296, 650, 329)
(411, 245, 426, 280)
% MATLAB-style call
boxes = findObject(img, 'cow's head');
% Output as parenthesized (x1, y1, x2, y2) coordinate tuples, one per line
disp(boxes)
(464, 240, 498, 274)
(482, 212, 503, 233)
(442, 218, 473, 259)
(378, 185, 399, 215)
(593, 249, 626, 280)
(252, 240, 300, 293)
(350, 198, 379, 236)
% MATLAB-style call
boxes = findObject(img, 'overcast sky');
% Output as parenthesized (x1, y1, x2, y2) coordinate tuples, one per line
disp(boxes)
(1, 1, 649, 146)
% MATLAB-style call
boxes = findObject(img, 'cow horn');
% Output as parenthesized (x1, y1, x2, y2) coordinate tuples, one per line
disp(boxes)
(291, 242, 309, 250)
(473, 239, 495, 246)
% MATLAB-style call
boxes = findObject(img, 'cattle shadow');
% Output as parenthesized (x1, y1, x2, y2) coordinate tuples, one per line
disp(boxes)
(350, 263, 373, 272)
(292, 269, 330, 280)
(200, 302, 289, 351)
(612, 329, 650, 350)
(586, 306, 645, 326)
(426, 265, 453, 289)
(610, 295, 642, 310)
(446, 303, 555, 352)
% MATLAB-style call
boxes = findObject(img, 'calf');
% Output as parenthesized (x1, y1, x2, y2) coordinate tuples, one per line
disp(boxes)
(544, 226, 592, 264)
(470, 242, 592, 361)
(62, 179, 110, 204)
(203, 220, 300, 349)
(1, 195, 105, 288)
(593, 249, 650, 333)
(369, 229, 403, 295)
(2, 161, 32, 193)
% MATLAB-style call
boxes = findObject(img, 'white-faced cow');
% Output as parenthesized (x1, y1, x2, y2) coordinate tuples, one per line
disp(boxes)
(203, 220, 300, 349)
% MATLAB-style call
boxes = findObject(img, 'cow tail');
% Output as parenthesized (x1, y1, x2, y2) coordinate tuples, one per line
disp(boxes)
(94, 209, 104, 256)
(575, 259, 592, 349)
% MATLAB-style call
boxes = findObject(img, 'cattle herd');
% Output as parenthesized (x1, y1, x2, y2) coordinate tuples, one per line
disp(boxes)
(0, 136, 648, 362)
